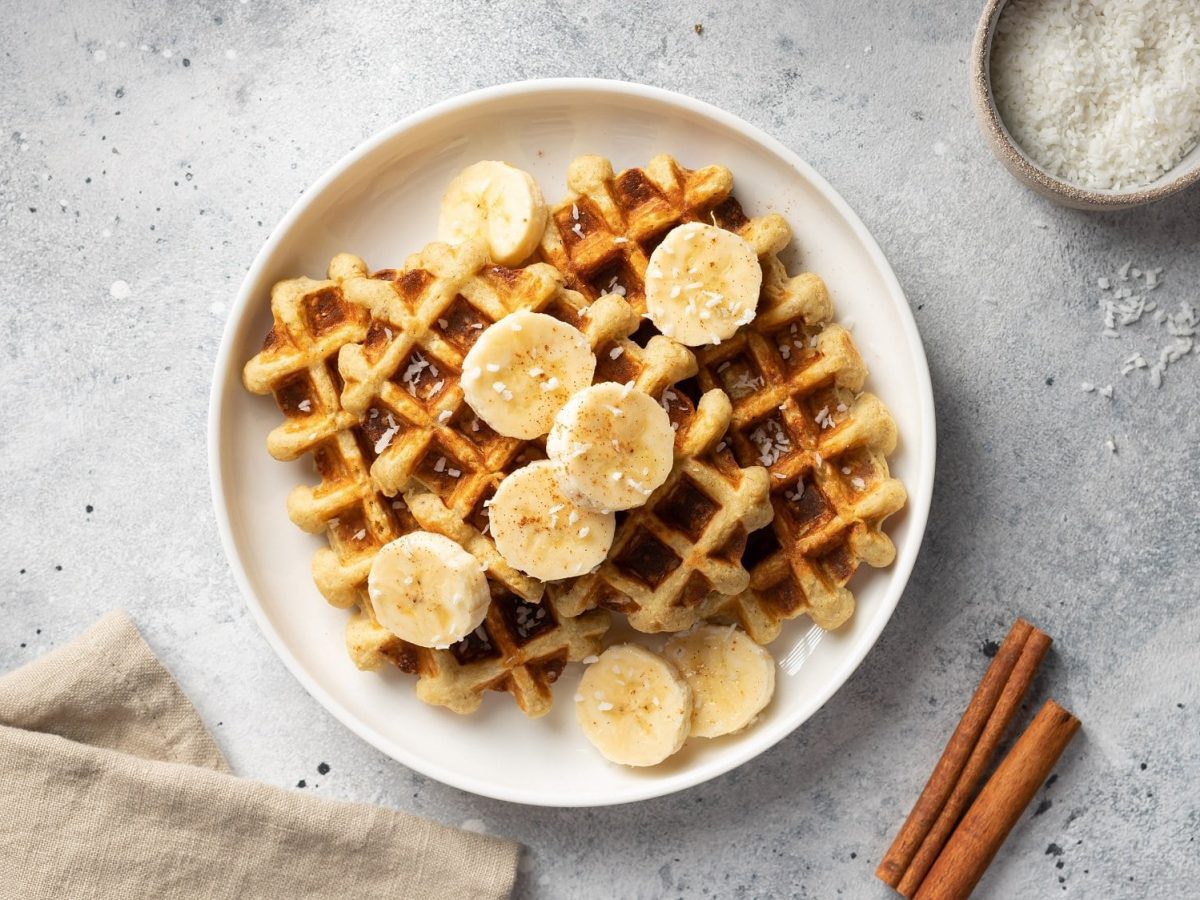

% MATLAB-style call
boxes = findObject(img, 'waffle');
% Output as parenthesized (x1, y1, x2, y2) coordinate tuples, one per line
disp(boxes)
(549, 388, 774, 633)
(243, 253, 371, 467)
(243, 253, 607, 717)
(328, 235, 752, 637)
(333, 238, 702, 537)
(242, 253, 392, 610)
(539, 154, 811, 321)
(696, 315, 908, 643)
(333, 238, 557, 526)
(346, 491, 609, 717)
(244, 150, 908, 724)
(542, 154, 906, 641)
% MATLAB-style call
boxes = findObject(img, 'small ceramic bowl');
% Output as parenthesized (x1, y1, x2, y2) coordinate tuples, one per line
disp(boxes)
(971, 0, 1200, 211)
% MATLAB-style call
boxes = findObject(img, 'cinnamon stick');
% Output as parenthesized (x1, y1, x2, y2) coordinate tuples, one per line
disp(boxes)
(876, 619, 1036, 890)
(914, 700, 1081, 900)
(896, 628, 1052, 896)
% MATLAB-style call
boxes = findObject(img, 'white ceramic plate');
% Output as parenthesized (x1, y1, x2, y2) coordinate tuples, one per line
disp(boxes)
(208, 79, 935, 807)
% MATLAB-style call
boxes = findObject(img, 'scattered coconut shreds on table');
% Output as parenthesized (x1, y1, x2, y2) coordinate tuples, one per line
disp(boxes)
(1081, 263, 1197, 396)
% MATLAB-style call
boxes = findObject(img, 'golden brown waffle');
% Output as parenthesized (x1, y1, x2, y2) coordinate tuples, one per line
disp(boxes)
(240, 254, 534, 612)
(345, 492, 609, 717)
(333, 239, 702, 533)
(243, 253, 606, 717)
(244, 147, 909, 722)
(242, 253, 371, 465)
(242, 254, 393, 610)
(549, 389, 774, 634)
(542, 154, 906, 641)
(325, 236, 738, 632)
(696, 312, 908, 642)
(539, 154, 811, 320)
(334, 238, 558, 527)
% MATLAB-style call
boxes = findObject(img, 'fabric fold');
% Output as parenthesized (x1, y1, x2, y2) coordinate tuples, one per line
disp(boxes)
(0, 610, 518, 900)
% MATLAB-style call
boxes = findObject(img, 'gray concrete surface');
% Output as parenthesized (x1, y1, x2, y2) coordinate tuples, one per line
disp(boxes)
(2, 1, 1197, 897)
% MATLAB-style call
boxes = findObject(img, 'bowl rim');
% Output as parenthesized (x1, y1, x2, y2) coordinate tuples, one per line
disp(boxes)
(971, 0, 1200, 209)
(206, 77, 937, 806)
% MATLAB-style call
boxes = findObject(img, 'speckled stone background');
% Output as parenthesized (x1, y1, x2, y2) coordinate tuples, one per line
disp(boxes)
(2, 1, 1197, 897)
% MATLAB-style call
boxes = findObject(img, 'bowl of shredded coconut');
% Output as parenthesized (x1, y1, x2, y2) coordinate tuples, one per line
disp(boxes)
(972, 0, 1200, 209)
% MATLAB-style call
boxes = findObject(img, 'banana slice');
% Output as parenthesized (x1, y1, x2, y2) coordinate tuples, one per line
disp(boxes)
(461, 310, 595, 439)
(644, 222, 763, 346)
(575, 644, 693, 767)
(438, 160, 548, 266)
(546, 382, 675, 511)
(366, 531, 491, 649)
(664, 625, 776, 738)
(489, 460, 616, 581)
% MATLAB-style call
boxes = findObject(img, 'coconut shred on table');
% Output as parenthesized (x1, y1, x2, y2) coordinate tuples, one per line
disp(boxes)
(1080, 262, 1197, 397)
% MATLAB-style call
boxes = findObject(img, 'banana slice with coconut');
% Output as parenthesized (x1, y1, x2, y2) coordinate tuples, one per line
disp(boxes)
(438, 160, 547, 265)
(664, 625, 776, 738)
(644, 222, 762, 346)
(546, 381, 675, 511)
(575, 644, 693, 767)
(366, 531, 490, 650)
(461, 310, 595, 439)
(488, 460, 616, 581)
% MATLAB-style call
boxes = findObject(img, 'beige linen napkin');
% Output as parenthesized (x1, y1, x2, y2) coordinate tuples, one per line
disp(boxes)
(0, 611, 519, 899)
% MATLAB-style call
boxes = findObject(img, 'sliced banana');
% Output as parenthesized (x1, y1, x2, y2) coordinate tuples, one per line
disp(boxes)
(437, 160, 548, 266)
(488, 460, 616, 581)
(575, 644, 693, 767)
(644, 222, 763, 346)
(546, 382, 675, 511)
(664, 625, 776, 738)
(461, 310, 595, 439)
(366, 531, 491, 650)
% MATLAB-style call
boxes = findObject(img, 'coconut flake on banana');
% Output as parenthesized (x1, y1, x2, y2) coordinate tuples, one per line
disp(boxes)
(546, 381, 675, 511)
(575, 644, 693, 767)
(489, 460, 615, 581)
(664, 625, 775, 738)
(438, 160, 548, 266)
(644, 222, 762, 346)
(461, 310, 595, 439)
(367, 531, 490, 649)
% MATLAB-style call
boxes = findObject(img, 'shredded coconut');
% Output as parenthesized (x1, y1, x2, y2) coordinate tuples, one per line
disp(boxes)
(374, 425, 399, 454)
(1083, 262, 1196, 391)
(748, 418, 791, 466)
(727, 370, 763, 399)
(991, 0, 1200, 190)
(400, 351, 430, 397)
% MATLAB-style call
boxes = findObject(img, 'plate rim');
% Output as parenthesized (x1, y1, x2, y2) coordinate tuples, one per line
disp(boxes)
(207, 77, 937, 807)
